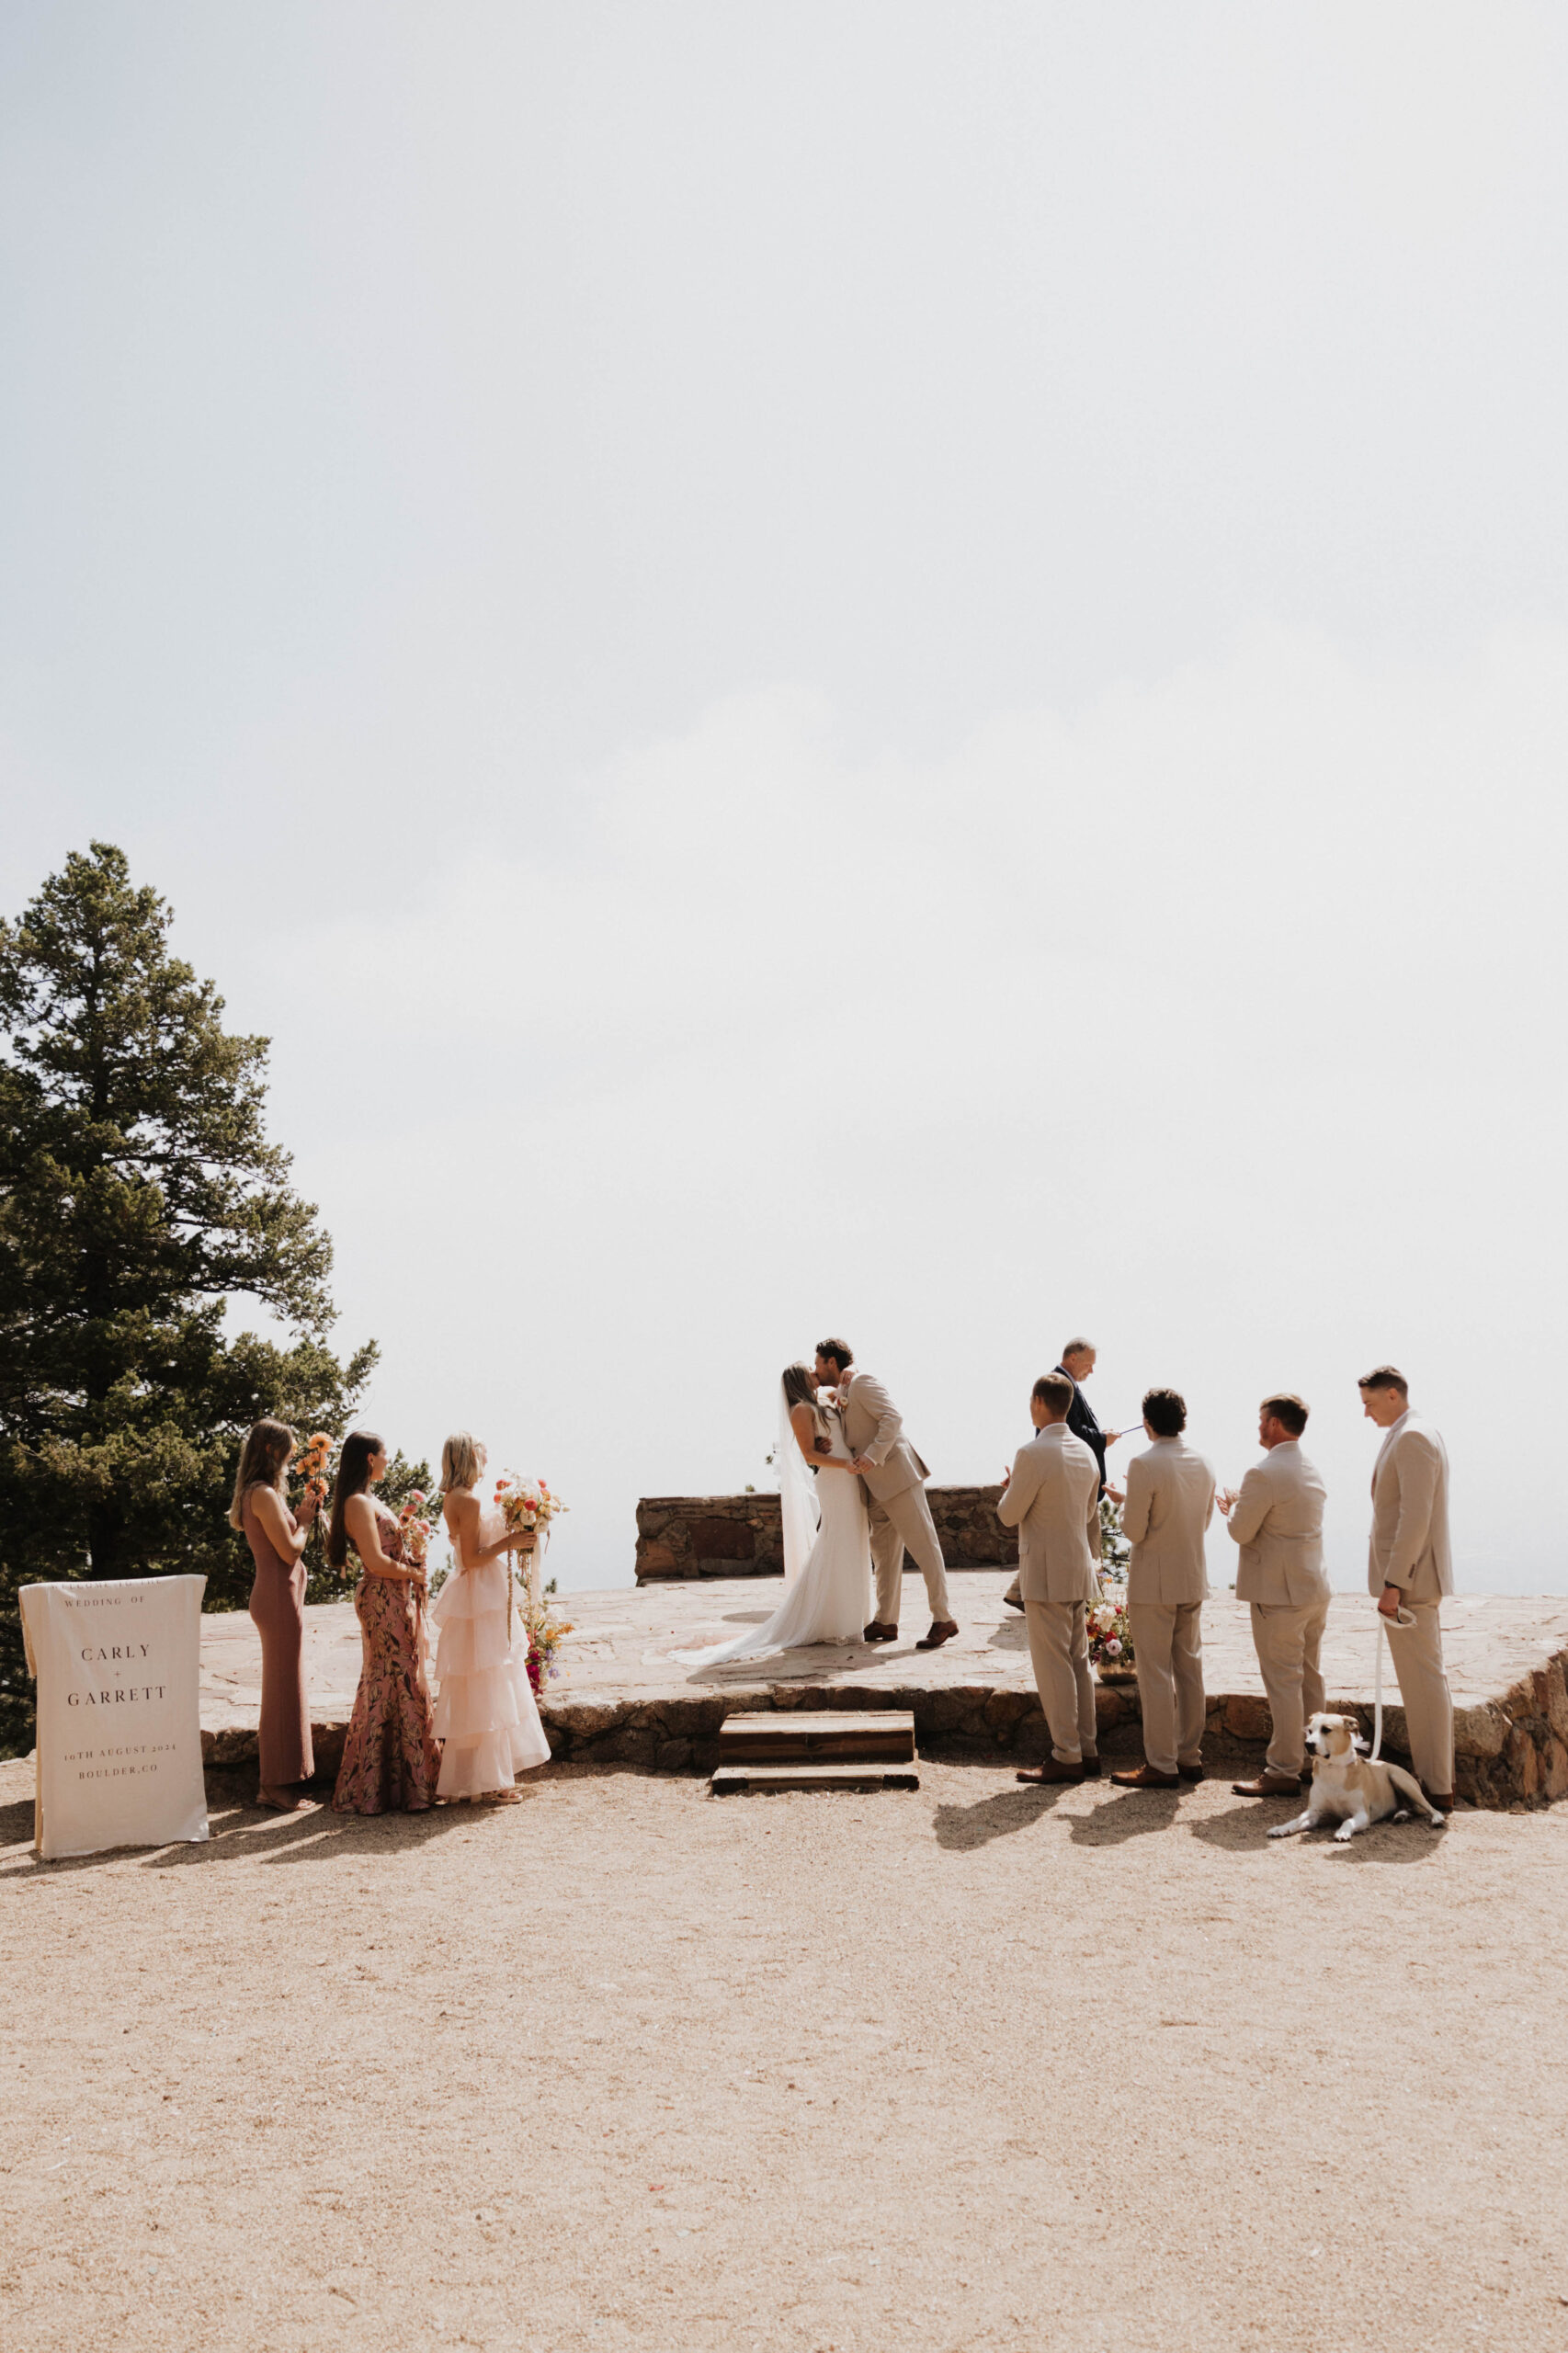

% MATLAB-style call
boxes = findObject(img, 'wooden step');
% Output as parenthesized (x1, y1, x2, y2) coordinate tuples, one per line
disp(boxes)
(711, 1761, 921, 1795)
(716, 1710, 915, 1764)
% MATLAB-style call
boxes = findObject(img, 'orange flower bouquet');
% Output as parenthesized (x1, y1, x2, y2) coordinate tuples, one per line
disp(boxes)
(290, 1432, 335, 1562)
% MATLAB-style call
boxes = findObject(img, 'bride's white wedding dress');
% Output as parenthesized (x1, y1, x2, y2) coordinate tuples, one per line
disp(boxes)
(676, 1406, 871, 1665)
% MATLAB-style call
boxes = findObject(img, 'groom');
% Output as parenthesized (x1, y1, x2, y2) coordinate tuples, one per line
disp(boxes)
(814, 1338, 959, 1651)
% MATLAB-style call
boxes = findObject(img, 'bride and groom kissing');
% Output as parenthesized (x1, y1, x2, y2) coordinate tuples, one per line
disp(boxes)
(678, 1340, 958, 1668)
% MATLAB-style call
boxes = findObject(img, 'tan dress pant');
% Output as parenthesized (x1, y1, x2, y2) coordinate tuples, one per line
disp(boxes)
(1385, 1601, 1454, 1794)
(1249, 1596, 1329, 1776)
(1128, 1599, 1205, 1775)
(869, 1482, 953, 1625)
(1025, 1598, 1098, 1764)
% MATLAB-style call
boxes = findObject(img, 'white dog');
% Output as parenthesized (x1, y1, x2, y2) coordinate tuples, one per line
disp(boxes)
(1267, 1713, 1447, 1843)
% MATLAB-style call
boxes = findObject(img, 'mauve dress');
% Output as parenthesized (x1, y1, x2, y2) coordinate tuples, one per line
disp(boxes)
(332, 1506, 442, 1814)
(243, 1490, 314, 1787)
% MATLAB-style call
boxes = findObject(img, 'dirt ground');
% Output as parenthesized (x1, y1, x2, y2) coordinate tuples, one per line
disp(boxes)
(3, 1752, 1567, 2353)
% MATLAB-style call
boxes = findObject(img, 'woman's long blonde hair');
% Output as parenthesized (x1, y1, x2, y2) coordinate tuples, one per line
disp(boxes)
(441, 1431, 482, 1492)
(229, 1419, 293, 1530)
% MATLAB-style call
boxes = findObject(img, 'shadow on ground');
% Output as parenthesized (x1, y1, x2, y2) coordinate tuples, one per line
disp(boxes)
(0, 1767, 491, 1878)
(1187, 1803, 1448, 1862)
(930, 1783, 1067, 1849)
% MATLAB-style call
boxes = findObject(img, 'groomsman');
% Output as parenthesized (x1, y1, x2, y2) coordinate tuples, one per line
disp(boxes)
(998, 1371, 1103, 1784)
(1002, 1336, 1125, 1610)
(1219, 1393, 1331, 1800)
(1360, 1367, 1455, 1811)
(1109, 1388, 1216, 1790)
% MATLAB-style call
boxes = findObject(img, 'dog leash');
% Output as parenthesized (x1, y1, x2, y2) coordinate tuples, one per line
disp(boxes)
(1369, 1600, 1417, 1761)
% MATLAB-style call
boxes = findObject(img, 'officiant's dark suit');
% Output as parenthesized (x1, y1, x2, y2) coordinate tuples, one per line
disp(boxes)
(1058, 1366, 1108, 1499)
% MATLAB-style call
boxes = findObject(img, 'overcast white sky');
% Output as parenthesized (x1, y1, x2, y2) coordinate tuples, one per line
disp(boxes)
(3, 4, 1565, 1596)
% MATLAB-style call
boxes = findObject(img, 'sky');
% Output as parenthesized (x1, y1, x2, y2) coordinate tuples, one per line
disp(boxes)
(2, 3, 1565, 1597)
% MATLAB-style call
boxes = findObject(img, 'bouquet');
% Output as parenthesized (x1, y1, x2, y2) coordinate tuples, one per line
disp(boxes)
(494, 1472, 567, 1550)
(493, 1472, 571, 1682)
(398, 1488, 439, 1573)
(290, 1432, 335, 1554)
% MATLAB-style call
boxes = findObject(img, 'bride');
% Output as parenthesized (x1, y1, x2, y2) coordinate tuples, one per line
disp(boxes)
(676, 1364, 871, 1664)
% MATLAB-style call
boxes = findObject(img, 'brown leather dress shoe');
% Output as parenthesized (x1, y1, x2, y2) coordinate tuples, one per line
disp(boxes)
(915, 1620, 960, 1650)
(1002, 1593, 1025, 1613)
(1178, 1762, 1205, 1783)
(1080, 1754, 1102, 1778)
(1110, 1763, 1181, 1790)
(1425, 1789, 1456, 1814)
(1231, 1774, 1302, 1799)
(1016, 1759, 1085, 1785)
(862, 1621, 897, 1643)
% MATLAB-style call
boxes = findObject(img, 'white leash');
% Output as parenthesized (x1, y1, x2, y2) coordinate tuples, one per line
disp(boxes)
(1369, 1601, 1416, 1761)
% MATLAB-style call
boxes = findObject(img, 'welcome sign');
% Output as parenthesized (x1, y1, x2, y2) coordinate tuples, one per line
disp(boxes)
(19, 1575, 210, 1860)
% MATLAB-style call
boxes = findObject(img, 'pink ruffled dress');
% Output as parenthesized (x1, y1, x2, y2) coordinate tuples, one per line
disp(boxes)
(430, 1494, 551, 1797)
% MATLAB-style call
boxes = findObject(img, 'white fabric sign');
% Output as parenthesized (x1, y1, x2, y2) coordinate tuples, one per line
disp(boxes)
(20, 1575, 210, 1860)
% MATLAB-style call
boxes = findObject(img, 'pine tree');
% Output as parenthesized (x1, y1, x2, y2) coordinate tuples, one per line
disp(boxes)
(0, 843, 378, 1753)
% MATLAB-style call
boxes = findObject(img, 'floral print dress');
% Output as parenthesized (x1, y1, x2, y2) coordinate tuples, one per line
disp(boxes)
(332, 1505, 442, 1813)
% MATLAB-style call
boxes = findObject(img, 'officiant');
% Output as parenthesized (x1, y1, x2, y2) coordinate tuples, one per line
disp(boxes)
(1003, 1337, 1122, 1612)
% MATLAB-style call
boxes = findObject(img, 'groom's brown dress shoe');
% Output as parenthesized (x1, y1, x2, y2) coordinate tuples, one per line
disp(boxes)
(862, 1621, 897, 1643)
(1109, 1764, 1180, 1790)
(1178, 1762, 1206, 1783)
(1080, 1754, 1102, 1778)
(1231, 1774, 1302, 1799)
(1017, 1760, 1085, 1785)
(915, 1620, 960, 1651)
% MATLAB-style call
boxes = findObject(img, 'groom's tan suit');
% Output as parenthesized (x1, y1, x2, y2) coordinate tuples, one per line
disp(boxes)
(1368, 1410, 1454, 1795)
(997, 1425, 1101, 1765)
(839, 1370, 952, 1626)
(1225, 1440, 1330, 1778)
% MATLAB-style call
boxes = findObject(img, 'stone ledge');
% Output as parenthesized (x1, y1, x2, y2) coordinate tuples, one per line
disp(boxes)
(198, 1581, 1568, 1811)
(636, 1485, 1016, 1581)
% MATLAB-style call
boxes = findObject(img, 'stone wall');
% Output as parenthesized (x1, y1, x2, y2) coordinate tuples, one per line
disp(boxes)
(635, 1485, 1017, 1582)
(201, 1651, 1568, 1809)
(531, 1658, 1568, 1807)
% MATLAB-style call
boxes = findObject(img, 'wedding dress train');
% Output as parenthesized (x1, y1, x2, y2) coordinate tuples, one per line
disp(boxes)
(676, 1413, 871, 1665)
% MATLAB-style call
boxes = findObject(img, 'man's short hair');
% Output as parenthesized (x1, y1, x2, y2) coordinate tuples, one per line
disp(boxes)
(1142, 1386, 1187, 1437)
(1260, 1392, 1309, 1437)
(1358, 1365, 1408, 1397)
(1033, 1371, 1074, 1415)
(1061, 1336, 1094, 1360)
(815, 1336, 854, 1370)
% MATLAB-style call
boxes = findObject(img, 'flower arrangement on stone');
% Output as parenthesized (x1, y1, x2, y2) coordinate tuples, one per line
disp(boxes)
(1087, 1590, 1134, 1674)
(524, 1604, 574, 1699)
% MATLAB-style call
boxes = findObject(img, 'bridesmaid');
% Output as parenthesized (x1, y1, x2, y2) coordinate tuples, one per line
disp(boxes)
(329, 1430, 442, 1814)
(230, 1417, 319, 1812)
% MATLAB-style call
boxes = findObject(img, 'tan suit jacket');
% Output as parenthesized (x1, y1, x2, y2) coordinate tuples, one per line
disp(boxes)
(1225, 1440, 1329, 1608)
(1368, 1411, 1452, 1600)
(996, 1425, 1101, 1604)
(838, 1370, 929, 1504)
(1122, 1438, 1215, 1607)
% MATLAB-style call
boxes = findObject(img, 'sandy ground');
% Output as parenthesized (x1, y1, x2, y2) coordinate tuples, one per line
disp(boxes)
(3, 1751, 1567, 2353)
